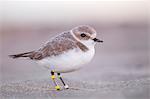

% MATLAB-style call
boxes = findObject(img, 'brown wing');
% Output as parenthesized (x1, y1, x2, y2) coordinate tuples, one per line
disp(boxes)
(10, 31, 89, 60)
(29, 32, 78, 60)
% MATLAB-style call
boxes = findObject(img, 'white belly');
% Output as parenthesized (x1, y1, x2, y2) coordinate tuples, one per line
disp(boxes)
(36, 47, 95, 73)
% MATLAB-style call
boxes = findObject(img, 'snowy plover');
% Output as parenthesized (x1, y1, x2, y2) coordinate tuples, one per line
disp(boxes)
(9, 25, 103, 90)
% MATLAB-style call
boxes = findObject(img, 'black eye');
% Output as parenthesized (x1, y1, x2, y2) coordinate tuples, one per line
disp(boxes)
(81, 33, 86, 37)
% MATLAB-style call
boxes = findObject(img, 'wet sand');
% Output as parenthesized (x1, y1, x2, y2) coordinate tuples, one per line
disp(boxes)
(0, 77, 150, 99)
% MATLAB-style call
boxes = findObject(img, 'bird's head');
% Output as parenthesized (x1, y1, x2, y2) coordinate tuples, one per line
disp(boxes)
(71, 25, 103, 46)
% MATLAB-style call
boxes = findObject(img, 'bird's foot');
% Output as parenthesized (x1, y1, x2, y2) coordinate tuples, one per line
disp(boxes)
(55, 85, 61, 90)
(64, 84, 69, 89)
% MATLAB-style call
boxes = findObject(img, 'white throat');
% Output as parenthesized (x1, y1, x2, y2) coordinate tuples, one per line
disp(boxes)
(81, 39, 95, 49)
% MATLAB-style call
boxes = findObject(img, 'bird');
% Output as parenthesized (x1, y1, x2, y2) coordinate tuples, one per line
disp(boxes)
(9, 25, 103, 90)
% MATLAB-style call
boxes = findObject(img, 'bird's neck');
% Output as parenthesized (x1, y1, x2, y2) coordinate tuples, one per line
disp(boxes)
(80, 39, 95, 49)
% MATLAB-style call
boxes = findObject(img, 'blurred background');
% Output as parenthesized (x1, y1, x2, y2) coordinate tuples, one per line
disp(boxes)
(0, 0, 149, 83)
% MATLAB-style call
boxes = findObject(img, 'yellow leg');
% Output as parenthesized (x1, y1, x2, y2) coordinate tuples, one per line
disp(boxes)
(51, 70, 61, 90)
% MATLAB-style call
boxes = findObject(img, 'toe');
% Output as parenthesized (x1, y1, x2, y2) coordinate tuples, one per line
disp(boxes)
(64, 85, 69, 89)
(55, 85, 61, 90)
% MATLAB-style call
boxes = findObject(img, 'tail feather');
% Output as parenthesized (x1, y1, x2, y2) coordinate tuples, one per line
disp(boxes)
(9, 51, 33, 59)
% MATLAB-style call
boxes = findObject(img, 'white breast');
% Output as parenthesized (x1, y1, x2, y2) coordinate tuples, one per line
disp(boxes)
(37, 46, 95, 73)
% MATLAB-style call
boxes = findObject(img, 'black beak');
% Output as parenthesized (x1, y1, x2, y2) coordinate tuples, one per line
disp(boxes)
(93, 38, 103, 43)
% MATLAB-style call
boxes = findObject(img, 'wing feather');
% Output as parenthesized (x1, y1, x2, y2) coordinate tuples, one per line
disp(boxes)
(29, 32, 78, 60)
